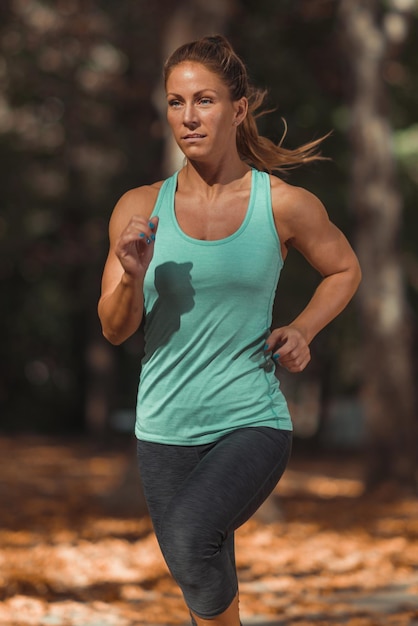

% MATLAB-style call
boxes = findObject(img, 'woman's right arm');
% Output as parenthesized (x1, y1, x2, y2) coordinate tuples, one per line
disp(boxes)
(98, 186, 159, 345)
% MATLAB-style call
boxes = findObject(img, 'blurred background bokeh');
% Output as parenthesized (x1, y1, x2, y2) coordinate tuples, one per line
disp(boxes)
(0, 0, 417, 489)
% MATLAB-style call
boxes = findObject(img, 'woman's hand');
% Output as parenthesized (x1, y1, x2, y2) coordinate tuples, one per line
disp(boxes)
(265, 326, 311, 373)
(115, 215, 159, 279)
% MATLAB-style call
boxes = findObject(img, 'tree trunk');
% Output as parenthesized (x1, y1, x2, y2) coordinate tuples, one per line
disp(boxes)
(338, 0, 417, 489)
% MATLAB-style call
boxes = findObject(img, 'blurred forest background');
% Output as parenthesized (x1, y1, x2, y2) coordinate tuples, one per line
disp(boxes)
(0, 0, 417, 489)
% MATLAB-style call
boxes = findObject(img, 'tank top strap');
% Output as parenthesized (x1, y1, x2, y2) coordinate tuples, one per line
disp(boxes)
(249, 170, 270, 217)
(249, 170, 281, 249)
(152, 172, 178, 218)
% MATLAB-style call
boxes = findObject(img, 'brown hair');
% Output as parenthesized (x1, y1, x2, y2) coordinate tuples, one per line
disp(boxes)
(163, 35, 328, 173)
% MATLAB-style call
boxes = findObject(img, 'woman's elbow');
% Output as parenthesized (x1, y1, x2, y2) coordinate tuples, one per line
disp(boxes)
(99, 316, 139, 345)
(351, 256, 362, 293)
(342, 257, 362, 303)
(102, 326, 125, 346)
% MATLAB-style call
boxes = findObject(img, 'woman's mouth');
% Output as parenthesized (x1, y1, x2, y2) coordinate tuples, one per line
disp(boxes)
(183, 133, 206, 141)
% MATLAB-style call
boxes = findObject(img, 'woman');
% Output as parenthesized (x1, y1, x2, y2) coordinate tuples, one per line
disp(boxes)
(98, 35, 361, 626)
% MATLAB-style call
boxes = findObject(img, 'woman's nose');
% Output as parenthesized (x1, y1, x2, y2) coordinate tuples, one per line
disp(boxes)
(183, 103, 198, 127)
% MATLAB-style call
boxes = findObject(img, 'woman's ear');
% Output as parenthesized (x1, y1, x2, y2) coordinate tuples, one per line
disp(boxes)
(233, 97, 248, 126)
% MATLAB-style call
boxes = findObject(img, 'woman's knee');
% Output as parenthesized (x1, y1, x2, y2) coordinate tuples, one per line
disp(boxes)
(159, 509, 222, 582)
(160, 515, 238, 619)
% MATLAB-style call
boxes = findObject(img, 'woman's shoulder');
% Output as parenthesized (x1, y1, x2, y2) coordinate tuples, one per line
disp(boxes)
(268, 174, 329, 243)
(269, 174, 321, 207)
(111, 180, 165, 220)
(119, 179, 165, 209)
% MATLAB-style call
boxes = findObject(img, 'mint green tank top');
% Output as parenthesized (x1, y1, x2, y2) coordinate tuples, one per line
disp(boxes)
(135, 168, 292, 444)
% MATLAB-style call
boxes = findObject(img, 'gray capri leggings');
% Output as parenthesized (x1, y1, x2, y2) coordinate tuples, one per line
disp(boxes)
(136, 426, 292, 620)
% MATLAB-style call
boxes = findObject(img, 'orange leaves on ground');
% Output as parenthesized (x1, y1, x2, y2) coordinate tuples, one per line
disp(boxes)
(0, 437, 417, 625)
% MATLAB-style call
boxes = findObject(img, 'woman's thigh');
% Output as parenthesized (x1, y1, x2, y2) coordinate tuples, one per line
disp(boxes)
(137, 427, 292, 536)
(164, 427, 292, 537)
(136, 440, 202, 535)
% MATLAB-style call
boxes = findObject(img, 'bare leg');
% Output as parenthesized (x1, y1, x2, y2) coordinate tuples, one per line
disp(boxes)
(191, 593, 241, 626)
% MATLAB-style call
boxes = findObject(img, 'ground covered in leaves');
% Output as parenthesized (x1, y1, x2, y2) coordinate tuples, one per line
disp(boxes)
(0, 435, 417, 626)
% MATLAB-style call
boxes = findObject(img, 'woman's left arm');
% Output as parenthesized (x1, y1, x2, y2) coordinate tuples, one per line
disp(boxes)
(265, 183, 362, 373)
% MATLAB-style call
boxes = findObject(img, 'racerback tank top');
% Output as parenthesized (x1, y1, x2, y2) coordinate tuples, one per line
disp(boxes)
(135, 168, 292, 444)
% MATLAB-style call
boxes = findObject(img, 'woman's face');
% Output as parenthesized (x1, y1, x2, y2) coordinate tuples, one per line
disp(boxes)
(165, 61, 245, 163)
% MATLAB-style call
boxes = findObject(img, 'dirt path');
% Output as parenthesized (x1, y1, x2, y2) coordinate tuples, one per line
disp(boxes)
(0, 436, 417, 625)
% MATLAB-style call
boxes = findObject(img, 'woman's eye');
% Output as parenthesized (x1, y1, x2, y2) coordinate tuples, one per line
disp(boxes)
(199, 98, 212, 105)
(168, 100, 182, 108)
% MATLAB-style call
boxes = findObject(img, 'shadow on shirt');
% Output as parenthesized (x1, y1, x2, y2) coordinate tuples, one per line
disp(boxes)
(142, 261, 195, 362)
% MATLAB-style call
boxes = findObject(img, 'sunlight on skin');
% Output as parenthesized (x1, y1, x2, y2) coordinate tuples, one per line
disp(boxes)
(192, 593, 241, 626)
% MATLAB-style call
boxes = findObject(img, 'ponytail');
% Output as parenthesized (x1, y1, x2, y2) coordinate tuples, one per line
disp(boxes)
(164, 35, 328, 173)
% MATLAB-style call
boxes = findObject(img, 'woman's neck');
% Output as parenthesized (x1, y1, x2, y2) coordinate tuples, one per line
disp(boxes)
(180, 157, 251, 193)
